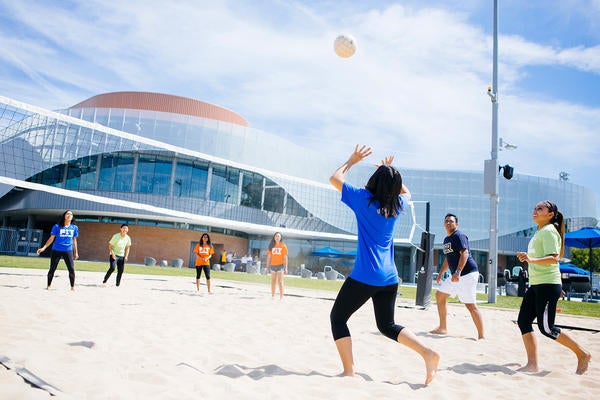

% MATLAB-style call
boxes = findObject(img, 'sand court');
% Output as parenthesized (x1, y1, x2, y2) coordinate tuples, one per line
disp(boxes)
(1, 267, 598, 399)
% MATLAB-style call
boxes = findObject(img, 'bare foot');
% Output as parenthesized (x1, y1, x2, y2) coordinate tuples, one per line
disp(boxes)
(429, 327, 447, 335)
(101, 283, 107, 288)
(337, 370, 355, 377)
(424, 349, 440, 385)
(46, 286, 51, 290)
(70, 287, 75, 291)
(517, 363, 539, 373)
(576, 352, 591, 375)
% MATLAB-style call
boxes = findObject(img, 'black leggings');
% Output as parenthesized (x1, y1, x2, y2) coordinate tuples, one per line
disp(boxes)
(103, 256, 125, 286)
(517, 283, 562, 340)
(195, 266, 211, 280)
(330, 277, 404, 341)
(47, 250, 75, 288)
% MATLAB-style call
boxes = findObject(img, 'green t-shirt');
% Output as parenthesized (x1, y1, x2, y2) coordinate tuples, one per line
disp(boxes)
(527, 224, 562, 285)
(109, 233, 132, 257)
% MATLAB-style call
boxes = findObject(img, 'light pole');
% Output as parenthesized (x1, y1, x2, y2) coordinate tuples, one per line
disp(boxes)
(484, 0, 499, 303)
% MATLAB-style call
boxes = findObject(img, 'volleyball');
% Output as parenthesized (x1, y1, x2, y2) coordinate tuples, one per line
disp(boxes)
(333, 34, 357, 58)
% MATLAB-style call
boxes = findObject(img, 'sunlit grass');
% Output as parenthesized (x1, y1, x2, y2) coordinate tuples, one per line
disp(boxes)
(1, 255, 598, 318)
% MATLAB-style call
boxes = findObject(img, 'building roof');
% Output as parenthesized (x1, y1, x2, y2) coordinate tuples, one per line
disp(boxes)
(70, 91, 249, 127)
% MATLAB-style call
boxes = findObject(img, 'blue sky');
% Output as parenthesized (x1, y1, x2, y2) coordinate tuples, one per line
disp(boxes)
(1, 0, 599, 216)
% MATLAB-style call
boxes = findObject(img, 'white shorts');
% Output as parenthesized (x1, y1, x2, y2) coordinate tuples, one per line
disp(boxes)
(438, 271, 478, 304)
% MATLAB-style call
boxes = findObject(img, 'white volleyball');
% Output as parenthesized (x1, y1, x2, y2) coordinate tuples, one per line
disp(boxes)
(333, 34, 357, 58)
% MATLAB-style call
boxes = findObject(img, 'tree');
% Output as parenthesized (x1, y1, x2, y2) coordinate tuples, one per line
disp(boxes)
(570, 248, 600, 274)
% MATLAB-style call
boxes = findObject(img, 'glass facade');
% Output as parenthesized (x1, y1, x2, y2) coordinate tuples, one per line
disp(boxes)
(1, 93, 597, 279)
(26, 151, 323, 233)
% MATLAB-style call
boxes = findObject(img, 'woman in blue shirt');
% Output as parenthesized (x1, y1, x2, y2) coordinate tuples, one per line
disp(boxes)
(329, 145, 439, 385)
(37, 210, 79, 290)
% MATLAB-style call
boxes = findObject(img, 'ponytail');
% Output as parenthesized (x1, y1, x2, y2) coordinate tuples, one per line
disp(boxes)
(544, 200, 565, 258)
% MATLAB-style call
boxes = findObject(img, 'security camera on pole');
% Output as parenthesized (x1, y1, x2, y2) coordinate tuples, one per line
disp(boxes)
(484, 2, 517, 303)
(484, 0, 500, 303)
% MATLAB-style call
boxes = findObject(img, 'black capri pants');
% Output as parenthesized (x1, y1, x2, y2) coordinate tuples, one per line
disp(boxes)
(195, 266, 211, 280)
(517, 283, 562, 340)
(48, 250, 75, 287)
(103, 256, 125, 286)
(330, 277, 404, 341)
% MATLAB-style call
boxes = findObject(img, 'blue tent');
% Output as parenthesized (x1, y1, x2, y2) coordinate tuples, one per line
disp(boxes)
(565, 227, 600, 249)
(559, 263, 590, 276)
(311, 247, 345, 257)
(564, 226, 600, 299)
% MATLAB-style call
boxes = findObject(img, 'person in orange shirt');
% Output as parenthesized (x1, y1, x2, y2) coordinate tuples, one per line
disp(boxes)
(194, 233, 214, 293)
(266, 232, 288, 299)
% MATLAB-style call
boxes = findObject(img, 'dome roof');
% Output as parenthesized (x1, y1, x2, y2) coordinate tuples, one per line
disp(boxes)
(71, 91, 249, 127)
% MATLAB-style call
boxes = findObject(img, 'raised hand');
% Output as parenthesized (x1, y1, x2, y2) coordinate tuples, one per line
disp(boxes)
(348, 144, 372, 165)
(376, 155, 394, 167)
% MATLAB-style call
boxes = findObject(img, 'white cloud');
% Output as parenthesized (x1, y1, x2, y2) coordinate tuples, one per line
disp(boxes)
(501, 35, 600, 73)
(0, 0, 598, 208)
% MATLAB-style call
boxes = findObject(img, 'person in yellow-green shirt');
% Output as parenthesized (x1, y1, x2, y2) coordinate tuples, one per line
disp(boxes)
(102, 224, 132, 287)
(516, 201, 590, 375)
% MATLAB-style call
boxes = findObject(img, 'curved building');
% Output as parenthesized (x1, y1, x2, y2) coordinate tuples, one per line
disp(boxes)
(0, 92, 597, 281)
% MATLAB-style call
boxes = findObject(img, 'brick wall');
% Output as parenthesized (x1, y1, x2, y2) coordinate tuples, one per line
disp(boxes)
(76, 222, 248, 268)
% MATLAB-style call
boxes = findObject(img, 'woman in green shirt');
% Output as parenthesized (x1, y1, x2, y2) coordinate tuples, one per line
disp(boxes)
(516, 201, 590, 375)
(102, 224, 132, 287)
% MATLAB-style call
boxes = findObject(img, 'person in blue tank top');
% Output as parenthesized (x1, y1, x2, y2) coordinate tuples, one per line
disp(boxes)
(329, 145, 439, 385)
(37, 210, 79, 290)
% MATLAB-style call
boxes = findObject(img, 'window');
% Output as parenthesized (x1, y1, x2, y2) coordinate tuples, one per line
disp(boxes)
(264, 187, 284, 213)
(65, 156, 98, 190)
(122, 110, 142, 134)
(285, 194, 308, 217)
(98, 153, 134, 192)
(28, 164, 64, 187)
(135, 154, 172, 195)
(107, 108, 124, 130)
(210, 165, 240, 204)
(241, 172, 263, 209)
(174, 159, 209, 198)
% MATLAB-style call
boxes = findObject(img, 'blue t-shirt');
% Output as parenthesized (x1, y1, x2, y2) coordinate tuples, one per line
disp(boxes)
(443, 229, 478, 275)
(341, 182, 405, 286)
(50, 224, 78, 252)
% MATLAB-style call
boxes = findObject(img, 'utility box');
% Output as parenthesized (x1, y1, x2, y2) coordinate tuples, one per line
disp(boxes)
(415, 232, 435, 308)
(484, 159, 498, 195)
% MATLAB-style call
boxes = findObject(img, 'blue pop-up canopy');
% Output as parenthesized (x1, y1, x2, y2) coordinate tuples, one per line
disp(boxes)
(564, 227, 600, 298)
(559, 263, 590, 276)
(311, 247, 345, 257)
(565, 227, 600, 249)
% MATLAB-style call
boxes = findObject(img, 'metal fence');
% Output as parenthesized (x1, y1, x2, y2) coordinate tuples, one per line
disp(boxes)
(0, 227, 42, 255)
(0, 227, 17, 254)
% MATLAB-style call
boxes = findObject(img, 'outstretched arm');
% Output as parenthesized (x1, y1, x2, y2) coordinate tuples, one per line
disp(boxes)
(329, 145, 372, 192)
(37, 235, 56, 255)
